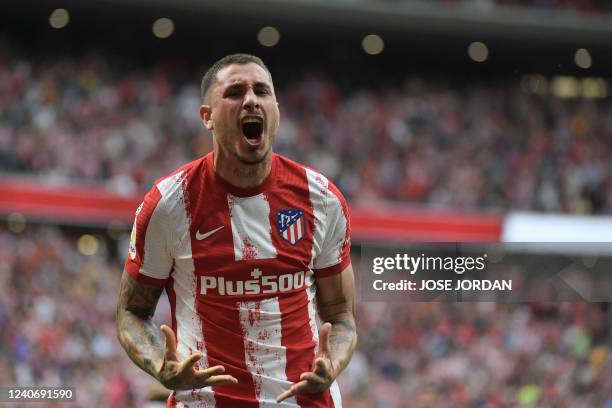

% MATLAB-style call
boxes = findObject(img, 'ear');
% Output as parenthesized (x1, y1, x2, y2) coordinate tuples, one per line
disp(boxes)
(200, 105, 213, 130)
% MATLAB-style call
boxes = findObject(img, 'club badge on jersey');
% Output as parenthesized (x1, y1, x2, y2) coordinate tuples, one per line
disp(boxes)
(277, 209, 305, 245)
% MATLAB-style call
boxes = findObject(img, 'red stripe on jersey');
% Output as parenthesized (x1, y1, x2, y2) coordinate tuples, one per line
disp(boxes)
(184, 157, 259, 406)
(265, 157, 314, 278)
(278, 290, 334, 408)
(265, 158, 333, 407)
(125, 185, 164, 284)
(199, 298, 258, 407)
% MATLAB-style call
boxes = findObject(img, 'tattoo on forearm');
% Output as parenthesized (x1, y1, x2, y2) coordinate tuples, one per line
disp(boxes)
(326, 315, 357, 374)
(319, 296, 348, 308)
(116, 272, 165, 379)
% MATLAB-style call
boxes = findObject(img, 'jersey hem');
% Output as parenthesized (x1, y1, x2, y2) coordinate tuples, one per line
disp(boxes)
(313, 257, 351, 278)
(125, 260, 168, 287)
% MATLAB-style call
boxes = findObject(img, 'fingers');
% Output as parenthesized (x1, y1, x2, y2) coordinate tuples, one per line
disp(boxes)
(276, 380, 309, 403)
(199, 374, 238, 387)
(313, 357, 331, 376)
(178, 351, 203, 373)
(300, 371, 326, 385)
(277, 362, 334, 403)
(193, 365, 227, 378)
(318, 322, 332, 355)
(160, 325, 177, 358)
(190, 365, 238, 388)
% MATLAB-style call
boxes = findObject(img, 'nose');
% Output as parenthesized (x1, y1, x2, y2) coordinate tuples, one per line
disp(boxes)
(242, 88, 260, 111)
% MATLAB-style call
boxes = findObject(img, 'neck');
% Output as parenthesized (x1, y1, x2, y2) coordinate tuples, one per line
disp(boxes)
(213, 149, 273, 189)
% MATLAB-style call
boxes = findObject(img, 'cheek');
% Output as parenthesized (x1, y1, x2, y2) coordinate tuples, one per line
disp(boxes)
(216, 111, 235, 131)
(269, 106, 280, 130)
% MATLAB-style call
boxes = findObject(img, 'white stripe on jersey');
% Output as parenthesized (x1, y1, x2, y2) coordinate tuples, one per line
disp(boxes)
(330, 381, 342, 408)
(305, 168, 329, 269)
(296, 219, 302, 241)
(157, 173, 216, 407)
(228, 193, 278, 261)
(305, 271, 319, 350)
(239, 298, 297, 408)
(306, 168, 348, 271)
(289, 223, 295, 244)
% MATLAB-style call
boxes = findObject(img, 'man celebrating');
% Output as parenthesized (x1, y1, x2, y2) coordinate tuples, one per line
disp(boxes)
(116, 54, 356, 407)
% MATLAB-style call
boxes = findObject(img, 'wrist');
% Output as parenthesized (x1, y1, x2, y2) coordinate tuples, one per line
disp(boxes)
(153, 358, 167, 383)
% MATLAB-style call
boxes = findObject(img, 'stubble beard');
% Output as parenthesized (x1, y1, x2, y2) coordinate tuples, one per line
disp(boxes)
(235, 149, 269, 165)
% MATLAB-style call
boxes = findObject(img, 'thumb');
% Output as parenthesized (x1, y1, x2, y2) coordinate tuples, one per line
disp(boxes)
(161, 324, 178, 360)
(318, 322, 332, 355)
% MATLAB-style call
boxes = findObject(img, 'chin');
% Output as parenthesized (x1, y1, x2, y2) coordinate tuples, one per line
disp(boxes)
(236, 149, 270, 165)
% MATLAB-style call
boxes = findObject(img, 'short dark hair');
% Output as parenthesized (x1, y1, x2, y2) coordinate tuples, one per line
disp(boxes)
(201, 53, 272, 102)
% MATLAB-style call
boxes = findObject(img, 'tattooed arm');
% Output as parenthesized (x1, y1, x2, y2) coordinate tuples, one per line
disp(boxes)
(116, 270, 237, 390)
(277, 264, 357, 402)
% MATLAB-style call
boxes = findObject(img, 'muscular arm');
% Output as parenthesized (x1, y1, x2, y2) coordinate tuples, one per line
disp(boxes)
(316, 263, 357, 376)
(116, 270, 238, 390)
(116, 270, 166, 378)
(277, 263, 357, 402)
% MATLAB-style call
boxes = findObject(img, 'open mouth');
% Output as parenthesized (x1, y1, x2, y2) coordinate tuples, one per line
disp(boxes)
(241, 117, 263, 144)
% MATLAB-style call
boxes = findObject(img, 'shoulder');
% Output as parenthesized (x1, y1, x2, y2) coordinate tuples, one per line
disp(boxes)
(274, 153, 347, 212)
(146, 156, 206, 216)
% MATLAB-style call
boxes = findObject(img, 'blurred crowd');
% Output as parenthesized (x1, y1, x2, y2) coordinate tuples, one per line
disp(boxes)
(1, 225, 611, 407)
(0, 225, 144, 407)
(1, 52, 610, 215)
(343, 299, 612, 407)
(1, 52, 610, 214)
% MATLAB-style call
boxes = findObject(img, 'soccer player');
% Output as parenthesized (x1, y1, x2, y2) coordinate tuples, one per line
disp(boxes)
(116, 54, 356, 407)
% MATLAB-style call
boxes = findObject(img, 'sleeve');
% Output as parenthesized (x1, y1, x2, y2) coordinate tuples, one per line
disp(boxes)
(124, 184, 173, 287)
(312, 181, 352, 278)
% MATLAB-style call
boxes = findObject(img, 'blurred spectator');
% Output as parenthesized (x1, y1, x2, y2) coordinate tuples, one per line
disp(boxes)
(1, 225, 611, 406)
(0, 51, 610, 214)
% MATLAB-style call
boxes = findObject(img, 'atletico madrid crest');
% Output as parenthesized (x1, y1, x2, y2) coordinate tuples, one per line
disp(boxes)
(277, 209, 306, 245)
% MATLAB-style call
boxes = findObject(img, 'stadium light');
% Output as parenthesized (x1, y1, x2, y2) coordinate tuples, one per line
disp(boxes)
(551, 76, 579, 98)
(49, 8, 70, 29)
(581, 78, 607, 98)
(468, 41, 488, 62)
(574, 48, 592, 69)
(258, 26, 281, 47)
(78, 234, 99, 256)
(7, 212, 26, 233)
(152, 18, 174, 39)
(362, 34, 384, 55)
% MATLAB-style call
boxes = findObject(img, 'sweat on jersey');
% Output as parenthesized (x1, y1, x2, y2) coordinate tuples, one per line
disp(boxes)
(125, 152, 351, 408)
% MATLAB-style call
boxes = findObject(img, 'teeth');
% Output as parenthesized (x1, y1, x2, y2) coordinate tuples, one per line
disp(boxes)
(242, 117, 263, 124)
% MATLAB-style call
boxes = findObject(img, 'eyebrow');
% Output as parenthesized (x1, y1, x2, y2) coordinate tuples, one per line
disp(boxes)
(224, 81, 271, 91)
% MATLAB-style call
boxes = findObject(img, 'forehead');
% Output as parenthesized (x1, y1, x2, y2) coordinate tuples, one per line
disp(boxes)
(215, 62, 273, 88)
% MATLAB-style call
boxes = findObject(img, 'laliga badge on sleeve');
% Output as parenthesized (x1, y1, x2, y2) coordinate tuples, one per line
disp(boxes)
(129, 202, 144, 260)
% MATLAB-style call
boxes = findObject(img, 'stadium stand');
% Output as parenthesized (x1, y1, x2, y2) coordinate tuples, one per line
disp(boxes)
(2, 225, 612, 406)
(0, 52, 609, 214)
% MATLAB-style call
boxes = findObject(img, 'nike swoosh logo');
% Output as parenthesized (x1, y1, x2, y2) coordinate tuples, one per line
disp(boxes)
(196, 226, 224, 240)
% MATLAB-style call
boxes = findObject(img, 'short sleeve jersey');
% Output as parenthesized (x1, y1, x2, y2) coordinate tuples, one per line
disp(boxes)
(125, 152, 351, 408)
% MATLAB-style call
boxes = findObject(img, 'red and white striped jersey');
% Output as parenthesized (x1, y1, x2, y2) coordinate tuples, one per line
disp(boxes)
(125, 152, 351, 408)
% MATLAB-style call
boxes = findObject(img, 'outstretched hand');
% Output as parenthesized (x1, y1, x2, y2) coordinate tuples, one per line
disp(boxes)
(157, 325, 238, 391)
(277, 322, 337, 403)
